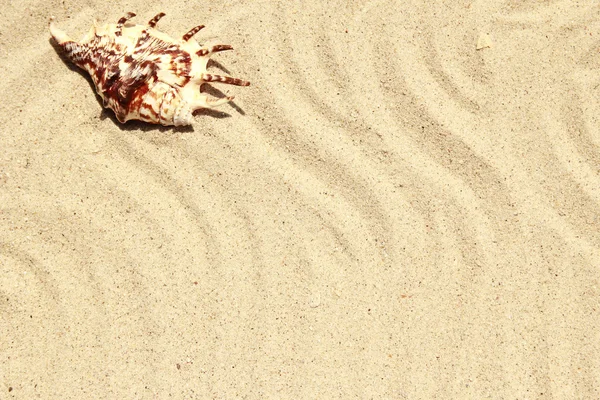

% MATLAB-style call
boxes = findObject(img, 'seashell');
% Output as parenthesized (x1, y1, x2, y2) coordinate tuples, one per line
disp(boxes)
(49, 12, 250, 126)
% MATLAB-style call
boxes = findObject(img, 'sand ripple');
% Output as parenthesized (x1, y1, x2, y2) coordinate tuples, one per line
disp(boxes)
(1, 1, 599, 397)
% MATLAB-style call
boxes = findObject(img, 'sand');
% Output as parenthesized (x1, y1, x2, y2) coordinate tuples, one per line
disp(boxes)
(1, 0, 599, 398)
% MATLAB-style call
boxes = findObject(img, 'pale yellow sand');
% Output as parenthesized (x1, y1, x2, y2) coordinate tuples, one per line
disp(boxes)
(1, 1, 599, 398)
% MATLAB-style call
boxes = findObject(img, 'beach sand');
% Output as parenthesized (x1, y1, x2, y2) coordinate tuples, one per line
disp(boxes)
(1, 0, 599, 398)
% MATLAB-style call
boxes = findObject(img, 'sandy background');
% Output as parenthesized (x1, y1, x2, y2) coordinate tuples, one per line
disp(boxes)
(1, 0, 600, 398)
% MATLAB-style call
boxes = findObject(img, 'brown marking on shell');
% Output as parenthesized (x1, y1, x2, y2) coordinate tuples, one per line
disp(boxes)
(49, 12, 250, 126)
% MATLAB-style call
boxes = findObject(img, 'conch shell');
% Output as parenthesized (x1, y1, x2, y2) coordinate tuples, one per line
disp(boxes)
(50, 12, 250, 126)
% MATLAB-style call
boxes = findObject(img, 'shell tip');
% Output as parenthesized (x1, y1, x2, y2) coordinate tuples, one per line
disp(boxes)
(49, 17, 72, 44)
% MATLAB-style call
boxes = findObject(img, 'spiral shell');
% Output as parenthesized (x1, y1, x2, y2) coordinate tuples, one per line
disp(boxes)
(50, 12, 250, 126)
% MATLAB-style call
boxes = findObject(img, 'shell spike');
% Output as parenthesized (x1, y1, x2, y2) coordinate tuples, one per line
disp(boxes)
(49, 17, 89, 67)
(49, 17, 73, 44)
(116, 12, 136, 36)
(202, 73, 250, 87)
(148, 12, 165, 28)
(188, 96, 234, 113)
(182, 25, 205, 41)
(197, 44, 233, 56)
(205, 96, 235, 108)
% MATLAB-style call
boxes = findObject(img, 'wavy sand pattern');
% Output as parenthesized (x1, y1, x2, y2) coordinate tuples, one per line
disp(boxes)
(1, 0, 599, 397)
